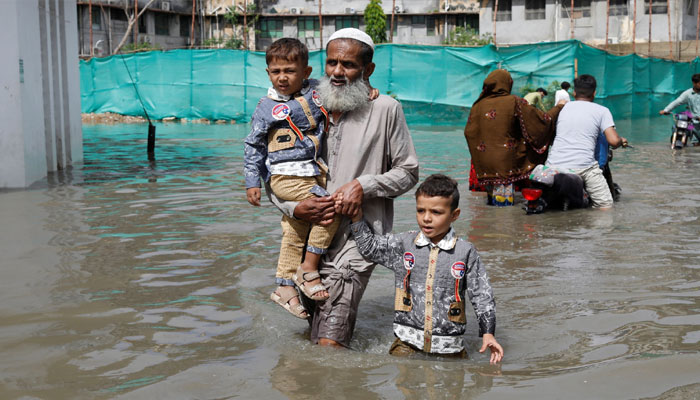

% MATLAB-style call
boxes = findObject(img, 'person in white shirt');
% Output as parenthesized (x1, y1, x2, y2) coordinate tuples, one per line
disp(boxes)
(554, 81, 571, 105)
(546, 75, 627, 209)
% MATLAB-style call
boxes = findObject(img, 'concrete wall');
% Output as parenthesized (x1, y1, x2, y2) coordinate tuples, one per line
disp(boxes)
(480, 0, 698, 45)
(0, 0, 82, 189)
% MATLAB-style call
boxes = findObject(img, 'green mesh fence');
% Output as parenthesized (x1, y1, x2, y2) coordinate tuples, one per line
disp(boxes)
(80, 40, 700, 125)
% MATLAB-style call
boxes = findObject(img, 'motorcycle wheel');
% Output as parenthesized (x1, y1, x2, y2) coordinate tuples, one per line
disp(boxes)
(671, 131, 678, 149)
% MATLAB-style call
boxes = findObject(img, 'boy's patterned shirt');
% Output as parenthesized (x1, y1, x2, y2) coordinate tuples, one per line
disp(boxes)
(243, 79, 327, 189)
(351, 220, 496, 354)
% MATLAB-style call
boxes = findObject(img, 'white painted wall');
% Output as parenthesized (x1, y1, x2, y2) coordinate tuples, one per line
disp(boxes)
(0, 0, 82, 189)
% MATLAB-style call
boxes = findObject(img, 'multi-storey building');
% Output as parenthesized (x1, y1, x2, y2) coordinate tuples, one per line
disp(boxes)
(76, 0, 698, 56)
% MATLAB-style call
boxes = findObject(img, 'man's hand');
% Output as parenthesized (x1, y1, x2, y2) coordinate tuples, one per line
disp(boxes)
(659, 110, 670, 115)
(620, 137, 629, 148)
(333, 179, 363, 217)
(479, 333, 504, 364)
(293, 196, 336, 226)
(556, 99, 567, 106)
(246, 188, 261, 206)
(369, 86, 380, 101)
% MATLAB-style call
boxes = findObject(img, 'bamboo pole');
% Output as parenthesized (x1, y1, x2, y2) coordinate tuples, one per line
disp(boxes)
(696, 0, 700, 58)
(89, 0, 93, 57)
(633, 0, 637, 53)
(667, 0, 672, 58)
(648, 0, 652, 56)
(605, 0, 610, 50)
(571, 0, 575, 39)
(243, 0, 248, 50)
(190, 0, 196, 48)
(134, 0, 138, 45)
(390, 0, 395, 43)
(493, 0, 498, 46)
(319, 0, 323, 49)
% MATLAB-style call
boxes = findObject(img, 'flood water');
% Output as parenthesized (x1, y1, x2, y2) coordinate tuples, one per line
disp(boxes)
(2, 119, 700, 399)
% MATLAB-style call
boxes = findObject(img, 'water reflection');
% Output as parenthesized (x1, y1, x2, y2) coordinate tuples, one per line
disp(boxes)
(0, 120, 699, 398)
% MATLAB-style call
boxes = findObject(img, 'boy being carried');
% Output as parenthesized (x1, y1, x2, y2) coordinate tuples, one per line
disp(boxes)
(244, 38, 336, 319)
(347, 174, 504, 362)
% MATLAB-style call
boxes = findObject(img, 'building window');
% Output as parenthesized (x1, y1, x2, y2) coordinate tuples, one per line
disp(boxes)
(411, 15, 426, 25)
(561, 0, 591, 18)
(609, 0, 628, 15)
(455, 14, 479, 29)
(180, 15, 190, 37)
(525, 0, 546, 19)
(644, 0, 667, 13)
(427, 15, 437, 36)
(335, 16, 360, 30)
(155, 13, 170, 36)
(260, 18, 283, 39)
(686, 0, 695, 15)
(138, 14, 148, 34)
(91, 7, 102, 30)
(494, 0, 512, 21)
(111, 8, 127, 22)
(298, 17, 320, 38)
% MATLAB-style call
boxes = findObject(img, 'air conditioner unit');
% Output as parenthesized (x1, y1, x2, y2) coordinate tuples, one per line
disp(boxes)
(394, 5, 404, 13)
(444, 3, 451, 11)
(161, 1, 171, 11)
(290, 7, 302, 14)
(345, 7, 356, 14)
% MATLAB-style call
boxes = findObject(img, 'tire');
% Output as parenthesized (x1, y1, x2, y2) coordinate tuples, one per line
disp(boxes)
(671, 131, 678, 149)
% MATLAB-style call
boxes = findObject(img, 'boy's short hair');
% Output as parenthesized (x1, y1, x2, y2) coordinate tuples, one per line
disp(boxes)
(536, 87, 548, 96)
(415, 174, 460, 210)
(561, 81, 571, 90)
(574, 74, 597, 98)
(692, 74, 700, 83)
(266, 38, 309, 66)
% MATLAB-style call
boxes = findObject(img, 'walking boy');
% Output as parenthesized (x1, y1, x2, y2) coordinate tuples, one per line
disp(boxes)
(347, 174, 503, 362)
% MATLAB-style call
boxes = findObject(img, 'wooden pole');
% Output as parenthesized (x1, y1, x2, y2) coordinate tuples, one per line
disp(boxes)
(696, 0, 700, 58)
(243, 0, 248, 50)
(190, 0, 196, 48)
(390, 0, 395, 42)
(648, 0, 652, 56)
(667, 0, 672, 58)
(571, 0, 575, 39)
(605, 0, 610, 50)
(493, 0, 498, 47)
(318, 0, 323, 49)
(575, 57, 578, 77)
(89, 0, 93, 56)
(134, 0, 139, 45)
(633, 0, 637, 53)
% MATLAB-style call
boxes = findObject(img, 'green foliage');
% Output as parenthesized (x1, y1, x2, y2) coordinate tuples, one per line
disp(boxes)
(364, 0, 387, 44)
(120, 40, 161, 53)
(443, 27, 492, 46)
(223, 4, 258, 49)
(518, 80, 561, 110)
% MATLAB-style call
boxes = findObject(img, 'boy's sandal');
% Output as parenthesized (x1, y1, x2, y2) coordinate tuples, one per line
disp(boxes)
(292, 269, 329, 301)
(270, 290, 308, 319)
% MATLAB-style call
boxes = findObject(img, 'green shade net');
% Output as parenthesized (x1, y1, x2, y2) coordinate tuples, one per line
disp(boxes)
(80, 40, 700, 125)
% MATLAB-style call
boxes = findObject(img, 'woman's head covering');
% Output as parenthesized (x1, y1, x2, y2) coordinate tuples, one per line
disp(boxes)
(474, 69, 513, 105)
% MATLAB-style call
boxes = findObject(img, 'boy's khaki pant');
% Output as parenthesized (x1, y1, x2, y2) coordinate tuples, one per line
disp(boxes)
(389, 338, 467, 358)
(270, 174, 340, 282)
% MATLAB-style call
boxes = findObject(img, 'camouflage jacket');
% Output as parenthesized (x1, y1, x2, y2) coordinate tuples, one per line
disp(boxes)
(351, 220, 496, 354)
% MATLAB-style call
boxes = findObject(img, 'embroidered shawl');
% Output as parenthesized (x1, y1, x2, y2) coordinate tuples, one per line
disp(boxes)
(464, 69, 563, 186)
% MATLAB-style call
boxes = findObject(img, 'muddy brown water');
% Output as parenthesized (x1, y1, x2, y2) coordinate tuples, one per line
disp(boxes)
(1, 121, 699, 399)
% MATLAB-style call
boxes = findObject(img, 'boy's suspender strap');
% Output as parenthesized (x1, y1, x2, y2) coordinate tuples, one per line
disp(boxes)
(450, 261, 467, 303)
(319, 106, 329, 133)
(294, 95, 317, 131)
(286, 116, 305, 141)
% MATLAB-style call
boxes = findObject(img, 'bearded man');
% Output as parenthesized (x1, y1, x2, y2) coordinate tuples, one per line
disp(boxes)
(268, 28, 419, 348)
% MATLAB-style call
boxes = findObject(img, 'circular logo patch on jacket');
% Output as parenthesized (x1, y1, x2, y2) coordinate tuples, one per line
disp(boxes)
(403, 252, 415, 270)
(311, 90, 323, 107)
(271, 103, 291, 120)
(451, 261, 466, 279)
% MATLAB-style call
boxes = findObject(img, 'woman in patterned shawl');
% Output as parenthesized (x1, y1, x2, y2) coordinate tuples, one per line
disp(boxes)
(464, 69, 564, 205)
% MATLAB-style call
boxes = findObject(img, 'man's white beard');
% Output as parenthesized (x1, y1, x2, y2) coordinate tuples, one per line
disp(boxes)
(318, 75, 370, 113)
